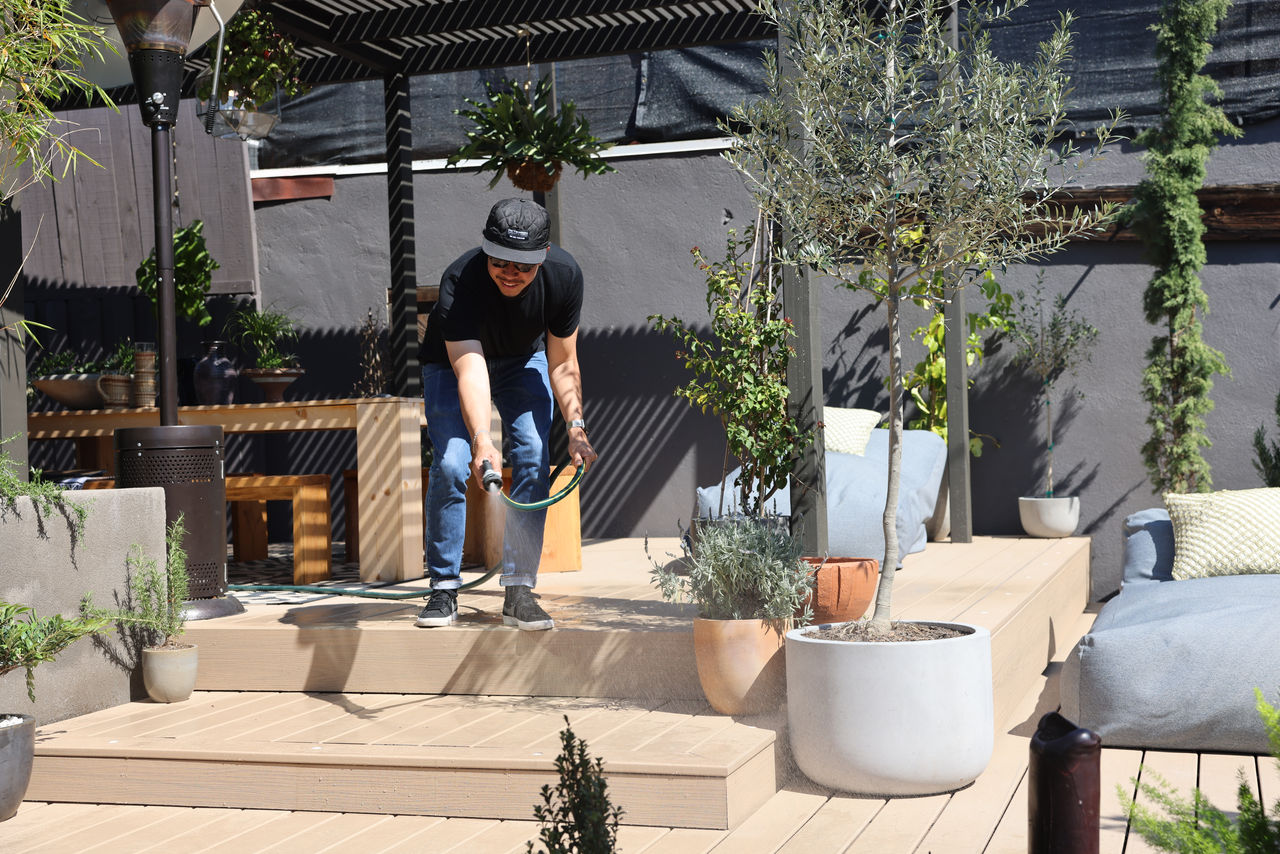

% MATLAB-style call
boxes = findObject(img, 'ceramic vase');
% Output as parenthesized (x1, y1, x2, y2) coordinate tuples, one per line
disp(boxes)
(142, 645, 199, 703)
(0, 714, 34, 821)
(1018, 496, 1080, 538)
(193, 341, 237, 405)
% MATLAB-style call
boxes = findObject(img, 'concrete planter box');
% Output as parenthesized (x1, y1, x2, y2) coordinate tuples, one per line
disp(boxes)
(0, 487, 166, 726)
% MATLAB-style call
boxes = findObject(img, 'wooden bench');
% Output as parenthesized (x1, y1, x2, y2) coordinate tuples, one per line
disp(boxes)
(226, 474, 332, 585)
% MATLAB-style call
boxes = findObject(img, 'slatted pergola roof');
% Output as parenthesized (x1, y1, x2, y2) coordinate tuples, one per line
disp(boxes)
(189, 0, 775, 84)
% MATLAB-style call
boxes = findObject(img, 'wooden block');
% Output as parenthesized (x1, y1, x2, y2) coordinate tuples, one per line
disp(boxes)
(225, 475, 331, 584)
(292, 480, 331, 585)
(231, 500, 268, 562)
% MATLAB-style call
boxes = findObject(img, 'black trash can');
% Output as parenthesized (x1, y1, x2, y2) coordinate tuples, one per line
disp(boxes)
(115, 425, 241, 617)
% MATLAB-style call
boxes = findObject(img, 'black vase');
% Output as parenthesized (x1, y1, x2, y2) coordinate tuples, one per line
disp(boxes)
(193, 340, 238, 405)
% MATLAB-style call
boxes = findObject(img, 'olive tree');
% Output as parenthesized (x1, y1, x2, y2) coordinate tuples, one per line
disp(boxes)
(724, 0, 1120, 633)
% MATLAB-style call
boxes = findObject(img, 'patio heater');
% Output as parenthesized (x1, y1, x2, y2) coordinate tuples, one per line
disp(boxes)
(104, 0, 242, 618)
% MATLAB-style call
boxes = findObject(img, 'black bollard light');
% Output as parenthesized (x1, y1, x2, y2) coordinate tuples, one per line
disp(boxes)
(106, 0, 241, 618)
(1028, 711, 1101, 854)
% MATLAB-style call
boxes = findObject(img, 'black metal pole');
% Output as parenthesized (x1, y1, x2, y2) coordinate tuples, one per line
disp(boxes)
(151, 121, 179, 426)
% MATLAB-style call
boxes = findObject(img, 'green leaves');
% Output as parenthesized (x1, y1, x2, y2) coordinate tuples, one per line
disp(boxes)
(448, 75, 616, 190)
(196, 6, 307, 109)
(649, 517, 815, 622)
(223, 303, 300, 370)
(649, 220, 810, 516)
(0, 0, 117, 202)
(81, 516, 190, 649)
(526, 716, 623, 854)
(0, 601, 109, 703)
(135, 220, 220, 328)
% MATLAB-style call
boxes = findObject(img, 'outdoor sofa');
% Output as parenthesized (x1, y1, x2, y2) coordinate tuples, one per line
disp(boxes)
(1059, 492, 1280, 755)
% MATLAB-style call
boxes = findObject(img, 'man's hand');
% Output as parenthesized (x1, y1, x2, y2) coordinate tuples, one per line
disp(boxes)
(470, 432, 502, 487)
(568, 426, 597, 474)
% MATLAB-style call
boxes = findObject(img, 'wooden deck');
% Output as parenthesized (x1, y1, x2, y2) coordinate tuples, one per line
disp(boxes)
(9, 534, 1273, 851)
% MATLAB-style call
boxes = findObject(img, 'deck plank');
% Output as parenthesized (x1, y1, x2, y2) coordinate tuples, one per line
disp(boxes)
(775, 793, 880, 853)
(9, 803, 147, 853)
(1198, 752, 1259, 821)
(706, 789, 828, 853)
(128, 807, 288, 853)
(844, 794, 948, 853)
(633, 827, 727, 853)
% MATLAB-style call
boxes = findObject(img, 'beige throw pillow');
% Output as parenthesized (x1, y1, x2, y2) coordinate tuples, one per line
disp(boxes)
(1166, 487, 1280, 580)
(822, 407, 884, 456)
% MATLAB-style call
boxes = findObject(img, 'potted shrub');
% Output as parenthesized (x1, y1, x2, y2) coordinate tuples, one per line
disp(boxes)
(223, 302, 303, 402)
(195, 2, 307, 140)
(649, 517, 814, 715)
(28, 347, 103, 409)
(95, 338, 136, 409)
(0, 602, 108, 821)
(447, 74, 615, 192)
(135, 219, 220, 331)
(83, 517, 195, 704)
(650, 215, 876, 622)
(1007, 280, 1099, 537)
(725, 0, 1119, 794)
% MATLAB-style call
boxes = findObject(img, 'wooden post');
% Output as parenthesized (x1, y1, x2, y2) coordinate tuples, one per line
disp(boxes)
(384, 72, 420, 398)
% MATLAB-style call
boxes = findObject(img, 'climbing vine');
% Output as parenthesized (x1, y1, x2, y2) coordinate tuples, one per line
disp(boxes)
(1131, 0, 1238, 495)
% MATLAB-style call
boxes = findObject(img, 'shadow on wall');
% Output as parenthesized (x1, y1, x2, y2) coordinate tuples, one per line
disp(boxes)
(577, 325, 731, 537)
(969, 360, 1097, 535)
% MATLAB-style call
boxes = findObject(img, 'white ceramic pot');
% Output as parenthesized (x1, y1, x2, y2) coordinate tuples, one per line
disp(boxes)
(142, 645, 199, 703)
(1018, 496, 1080, 538)
(785, 621, 993, 796)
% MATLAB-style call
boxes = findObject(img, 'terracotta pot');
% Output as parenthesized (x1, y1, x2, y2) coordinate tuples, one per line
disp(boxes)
(142, 644, 199, 703)
(802, 557, 878, 624)
(692, 617, 787, 715)
(243, 368, 304, 403)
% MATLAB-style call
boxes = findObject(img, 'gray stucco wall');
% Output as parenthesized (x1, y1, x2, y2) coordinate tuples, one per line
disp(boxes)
(252, 116, 1280, 601)
(0, 488, 167, 726)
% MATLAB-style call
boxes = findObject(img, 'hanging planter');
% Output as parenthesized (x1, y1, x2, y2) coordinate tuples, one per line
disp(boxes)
(195, 3, 307, 141)
(448, 75, 615, 192)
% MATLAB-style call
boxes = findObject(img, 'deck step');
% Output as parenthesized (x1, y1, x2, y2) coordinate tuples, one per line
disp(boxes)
(27, 693, 777, 830)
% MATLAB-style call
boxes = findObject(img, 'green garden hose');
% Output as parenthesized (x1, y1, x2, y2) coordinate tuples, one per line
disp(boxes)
(228, 461, 586, 599)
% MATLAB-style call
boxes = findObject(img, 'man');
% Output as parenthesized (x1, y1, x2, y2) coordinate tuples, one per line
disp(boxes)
(416, 198, 597, 630)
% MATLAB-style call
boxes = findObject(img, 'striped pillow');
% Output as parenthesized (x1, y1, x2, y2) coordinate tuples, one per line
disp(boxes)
(1166, 488, 1280, 580)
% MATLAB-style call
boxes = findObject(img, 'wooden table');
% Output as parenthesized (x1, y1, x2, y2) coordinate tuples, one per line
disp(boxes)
(28, 398, 425, 583)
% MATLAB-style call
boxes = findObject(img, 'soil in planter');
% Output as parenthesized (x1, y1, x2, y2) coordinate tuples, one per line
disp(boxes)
(809, 621, 969, 643)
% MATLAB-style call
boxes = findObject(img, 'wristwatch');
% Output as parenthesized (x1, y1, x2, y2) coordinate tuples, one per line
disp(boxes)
(569, 418, 586, 433)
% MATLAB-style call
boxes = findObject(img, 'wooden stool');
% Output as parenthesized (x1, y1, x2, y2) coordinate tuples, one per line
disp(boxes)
(226, 474, 332, 585)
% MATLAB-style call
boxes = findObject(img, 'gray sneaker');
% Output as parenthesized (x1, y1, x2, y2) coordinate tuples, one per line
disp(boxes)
(415, 589, 458, 627)
(502, 584, 554, 631)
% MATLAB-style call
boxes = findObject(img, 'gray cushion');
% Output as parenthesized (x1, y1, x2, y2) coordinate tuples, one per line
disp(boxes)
(694, 429, 947, 564)
(1059, 573, 1280, 753)
(1121, 508, 1175, 585)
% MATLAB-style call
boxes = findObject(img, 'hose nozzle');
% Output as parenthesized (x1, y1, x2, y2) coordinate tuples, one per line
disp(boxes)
(480, 460, 502, 493)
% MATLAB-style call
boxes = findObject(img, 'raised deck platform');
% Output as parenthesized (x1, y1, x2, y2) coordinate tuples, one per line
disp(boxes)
(20, 535, 1096, 846)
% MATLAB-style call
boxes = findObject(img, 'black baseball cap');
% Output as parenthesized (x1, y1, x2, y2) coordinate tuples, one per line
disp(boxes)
(481, 198, 550, 264)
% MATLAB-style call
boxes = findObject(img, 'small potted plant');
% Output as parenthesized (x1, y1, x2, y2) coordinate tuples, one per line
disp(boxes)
(448, 74, 615, 192)
(1006, 278, 1099, 538)
(223, 302, 303, 402)
(135, 219, 219, 329)
(196, 2, 307, 140)
(28, 348, 102, 409)
(82, 517, 194, 704)
(0, 602, 109, 821)
(95, 338, 136, 409)
(648, 517, 813, 715)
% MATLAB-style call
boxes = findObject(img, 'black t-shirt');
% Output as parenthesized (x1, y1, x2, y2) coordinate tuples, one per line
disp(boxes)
(421, 246, 583, 365)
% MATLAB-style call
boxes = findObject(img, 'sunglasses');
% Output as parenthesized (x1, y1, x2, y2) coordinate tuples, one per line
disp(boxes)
(487, 257, 539, 273)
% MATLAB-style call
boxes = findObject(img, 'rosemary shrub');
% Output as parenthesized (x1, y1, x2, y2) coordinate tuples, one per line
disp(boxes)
(0, 602, 109, 703)
(83, 516, 190, 649)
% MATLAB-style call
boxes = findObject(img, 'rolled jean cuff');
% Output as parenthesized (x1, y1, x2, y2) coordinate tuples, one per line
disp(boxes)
(500, 574, 536, 589)
(431, 579, 462, 590)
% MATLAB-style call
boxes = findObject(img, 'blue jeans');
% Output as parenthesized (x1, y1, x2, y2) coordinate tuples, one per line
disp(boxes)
(422, 351, 552, 589)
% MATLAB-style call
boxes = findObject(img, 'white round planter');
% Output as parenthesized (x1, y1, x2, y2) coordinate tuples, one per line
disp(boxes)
(1018, 496, 1080, 538)
(785, 621, 993, 796)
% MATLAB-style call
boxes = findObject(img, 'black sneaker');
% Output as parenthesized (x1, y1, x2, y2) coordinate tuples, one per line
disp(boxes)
(502, 585, 554, 631)
(415, 589, 458, 627)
